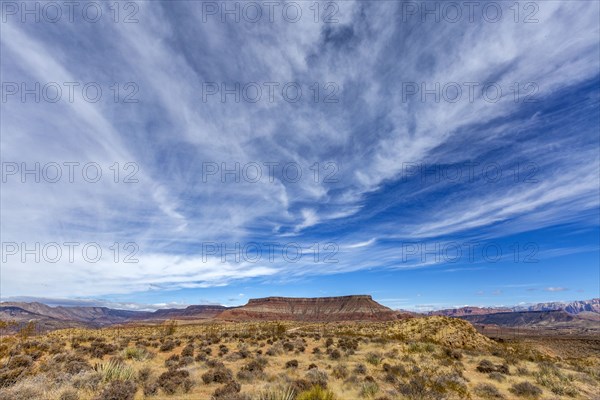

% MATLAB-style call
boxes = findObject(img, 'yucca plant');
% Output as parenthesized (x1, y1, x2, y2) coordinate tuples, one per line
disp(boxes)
(94, 359, 136, 382)
(296, 386, 336, 400)
(365, 352, 383, 366)
(256, 386, 296, 400)
(360, 381, 379, 398)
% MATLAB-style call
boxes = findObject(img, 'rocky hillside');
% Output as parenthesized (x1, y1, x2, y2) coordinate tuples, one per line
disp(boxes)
(394, 316, 494, 349)
(217, 295, 399, 322)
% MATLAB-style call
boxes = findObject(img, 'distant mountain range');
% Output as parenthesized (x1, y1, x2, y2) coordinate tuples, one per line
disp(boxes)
(430, 298, 600, 316)
(0, 296, 403, 332)
(513, 298, 600, 314)
(0, 301, 227, 332)
(429, 299, 600, 332)
(1, 297, 598, 333)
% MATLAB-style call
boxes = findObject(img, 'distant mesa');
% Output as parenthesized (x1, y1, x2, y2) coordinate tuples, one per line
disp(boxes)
(217, 295, 401, 322)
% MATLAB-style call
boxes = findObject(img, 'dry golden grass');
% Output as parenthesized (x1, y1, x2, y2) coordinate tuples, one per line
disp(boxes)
(0, 318, 598, 399)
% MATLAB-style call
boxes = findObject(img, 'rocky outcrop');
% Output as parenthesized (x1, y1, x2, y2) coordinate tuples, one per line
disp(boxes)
(217, 295, 399, 322)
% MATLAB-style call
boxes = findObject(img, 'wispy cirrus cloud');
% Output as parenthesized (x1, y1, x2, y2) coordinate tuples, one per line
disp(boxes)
(1, 1, 598, 300)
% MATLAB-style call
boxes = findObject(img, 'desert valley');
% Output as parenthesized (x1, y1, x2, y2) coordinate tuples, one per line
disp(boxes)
(0, 296, 598, 400)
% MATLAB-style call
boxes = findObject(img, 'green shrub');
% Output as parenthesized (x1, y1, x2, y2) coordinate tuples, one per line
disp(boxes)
(407, 342, 434, 353)
(332, 365, 348, 379)
(397, 370, 468, 399)
(212, 380, 242, 398)
(306, 369, 329, 389)
(87, 341, 117, 358)
(137, 366, 152, 383)
(476, 359, 496, 373)
(296, 386, 336, 400)
(93, 380, 137, 400)
(237, 359, 266, 381)
(0, 383, 44, 400)
(365, 352, 383, 366)
(165, 354, 180, 369)
(143, 381, 159, 396)
(72, 371, 102, 391)
(488, 371, 506, 382)
(474, 383, 504, 399)
(360, 381, 379, 397)
(328, 349, 341, 360)
(354, 364, 367, 374)
(533, 363, 578, 396)
(181, 344, 194, 357)
(122, 347, 149, 361)
(159, 340, 176, 352)
(509, 382, 543, 398)
(256, 386, 295, 400)
(59, 389, 80, 400)
(7, 355, 33, 369)
(158, 368, 194, 394)
(202, 366, 233, 384)
(382, 363, 407, 377)
(443, 348, 462, 360)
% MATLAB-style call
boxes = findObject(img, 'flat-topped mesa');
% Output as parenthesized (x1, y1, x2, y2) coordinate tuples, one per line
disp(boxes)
(246, 295, 374, 304)
(218, 295, 398, 322)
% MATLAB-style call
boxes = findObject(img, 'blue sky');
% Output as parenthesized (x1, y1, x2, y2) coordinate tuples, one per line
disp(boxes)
(1, 1, 599, 311)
